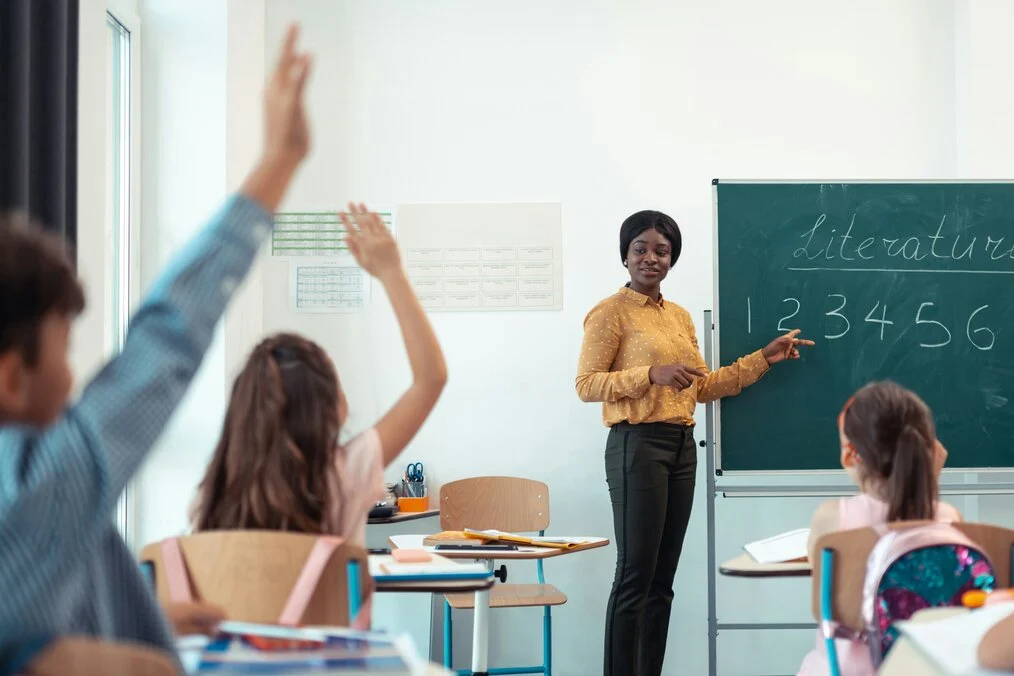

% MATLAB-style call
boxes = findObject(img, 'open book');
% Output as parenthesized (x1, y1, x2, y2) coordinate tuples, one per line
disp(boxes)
(462, 529, 605, 550)
(896, 605, 1014, 675)
(743, 528, 810, 564)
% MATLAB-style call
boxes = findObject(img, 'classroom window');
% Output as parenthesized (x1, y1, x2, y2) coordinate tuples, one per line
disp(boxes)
(107, 10, 133, 542)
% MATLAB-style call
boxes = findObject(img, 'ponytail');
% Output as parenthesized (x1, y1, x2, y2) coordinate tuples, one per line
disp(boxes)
(886, 424, 937, 522)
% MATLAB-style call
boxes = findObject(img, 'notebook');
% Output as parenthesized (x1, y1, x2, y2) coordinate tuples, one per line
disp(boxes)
(368, 553, 493, 582)
(743, 528, 810, 564)
(895, 605, 1014, 675)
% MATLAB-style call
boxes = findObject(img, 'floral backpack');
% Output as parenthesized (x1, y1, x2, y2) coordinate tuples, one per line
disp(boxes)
(860, 522, 995, 667)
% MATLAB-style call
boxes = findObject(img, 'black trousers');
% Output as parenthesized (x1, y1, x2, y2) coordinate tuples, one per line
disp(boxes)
(603, 421, 696, 676)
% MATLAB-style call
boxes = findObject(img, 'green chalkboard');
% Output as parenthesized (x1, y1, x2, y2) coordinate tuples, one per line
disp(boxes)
(715, 181, 1014, 472)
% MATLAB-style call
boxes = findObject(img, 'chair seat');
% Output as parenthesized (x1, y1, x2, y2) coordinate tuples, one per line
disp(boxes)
(445, 583, 567, 610)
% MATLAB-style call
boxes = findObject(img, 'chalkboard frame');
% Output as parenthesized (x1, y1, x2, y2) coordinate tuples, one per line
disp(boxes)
(710, 178, 1014, 475)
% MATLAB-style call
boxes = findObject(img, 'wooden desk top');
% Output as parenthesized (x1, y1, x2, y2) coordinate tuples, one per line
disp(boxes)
(389, 534, 610, 560)
(719, 551, 812, 578)
(368, 508, 440, 525)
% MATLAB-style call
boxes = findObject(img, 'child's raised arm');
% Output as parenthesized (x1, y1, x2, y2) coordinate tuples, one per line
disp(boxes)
(0, 25, 313, 624)
(341, 204, 447, 465)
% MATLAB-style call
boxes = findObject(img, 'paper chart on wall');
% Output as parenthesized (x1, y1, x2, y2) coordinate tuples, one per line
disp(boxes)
(287, 263, 371, 313)
(271, 209, 394, 261)
(397, 203, 563, 312)
(275, 208, 393, 314)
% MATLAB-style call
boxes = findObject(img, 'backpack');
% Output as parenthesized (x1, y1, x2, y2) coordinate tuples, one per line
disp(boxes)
(860, 522, 996, 667)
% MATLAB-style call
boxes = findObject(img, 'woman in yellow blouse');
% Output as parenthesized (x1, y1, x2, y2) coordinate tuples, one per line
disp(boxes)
(577, 210, 813, 676)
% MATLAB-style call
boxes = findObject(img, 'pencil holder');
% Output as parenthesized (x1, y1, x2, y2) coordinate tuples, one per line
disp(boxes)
(403, 480, 426, 499)
(397, 496, 429, 512)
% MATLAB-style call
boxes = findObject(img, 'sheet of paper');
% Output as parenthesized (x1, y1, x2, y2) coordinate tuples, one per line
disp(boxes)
(896, 604, 1014, 674)
(272, 209, 394, 261)
(368, 553, 489, 576)
(288, 263, 371, 313)
(398, 203, 563, 312)
(744, 528, 810, 564)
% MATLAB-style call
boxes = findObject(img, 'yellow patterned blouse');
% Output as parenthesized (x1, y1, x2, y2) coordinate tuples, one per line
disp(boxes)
(576, 286, 770, 427)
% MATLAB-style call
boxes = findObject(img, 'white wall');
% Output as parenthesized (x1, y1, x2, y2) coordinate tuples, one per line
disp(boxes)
(132, 0, 229, 548)
(109, 1, 1014, 674)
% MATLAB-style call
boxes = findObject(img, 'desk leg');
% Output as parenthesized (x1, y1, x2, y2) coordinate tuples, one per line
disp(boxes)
(471, 586, 490, 676)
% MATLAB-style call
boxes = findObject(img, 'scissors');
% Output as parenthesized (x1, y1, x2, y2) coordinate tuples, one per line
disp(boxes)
(406, 462, 425, 482)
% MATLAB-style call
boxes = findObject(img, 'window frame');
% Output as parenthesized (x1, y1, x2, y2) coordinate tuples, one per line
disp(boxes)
(106, 2, 142, 548)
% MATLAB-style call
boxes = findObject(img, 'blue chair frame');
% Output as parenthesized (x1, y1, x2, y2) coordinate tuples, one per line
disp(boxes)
(443, 530, 554, 676)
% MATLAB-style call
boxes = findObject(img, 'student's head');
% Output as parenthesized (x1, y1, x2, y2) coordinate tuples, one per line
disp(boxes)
(193, 333, 346, 532)
(838, 381, 942, 521)
(0, 214, 85, 427)
(619, 210, 682, 291)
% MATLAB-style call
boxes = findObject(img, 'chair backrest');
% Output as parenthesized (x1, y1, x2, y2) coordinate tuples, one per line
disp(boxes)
(25, 637, 176, 676)
(139, 530, 370, 626)
(440, 476, 550, 532)
(811, 521, 1014, 632)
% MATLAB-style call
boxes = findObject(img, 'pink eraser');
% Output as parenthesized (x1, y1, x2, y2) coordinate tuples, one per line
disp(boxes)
(392, 548, 432, 563)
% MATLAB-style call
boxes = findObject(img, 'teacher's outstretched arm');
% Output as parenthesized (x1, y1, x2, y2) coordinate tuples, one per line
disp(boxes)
(683, 310, 814, 403)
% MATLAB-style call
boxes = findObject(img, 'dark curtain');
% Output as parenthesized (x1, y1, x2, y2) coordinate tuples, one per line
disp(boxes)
(0, 0, 79, 256)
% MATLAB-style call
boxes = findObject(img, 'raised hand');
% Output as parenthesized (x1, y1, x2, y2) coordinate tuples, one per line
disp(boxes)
(240, 24, 314, 212)
(264, 24, 313, 168)
(340, 203, 401, 279)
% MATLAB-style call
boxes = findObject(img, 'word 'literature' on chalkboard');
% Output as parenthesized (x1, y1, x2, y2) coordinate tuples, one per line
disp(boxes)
(715, 181, 1014, 472)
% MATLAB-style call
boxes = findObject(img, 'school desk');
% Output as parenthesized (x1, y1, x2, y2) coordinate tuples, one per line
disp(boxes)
(368, 508, 441, 525)
(389, 533, 609, 675)
(718, 552, 812, 577)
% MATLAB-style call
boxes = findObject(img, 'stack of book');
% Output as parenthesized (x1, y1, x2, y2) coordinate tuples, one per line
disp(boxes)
(178, 621, 427, 675)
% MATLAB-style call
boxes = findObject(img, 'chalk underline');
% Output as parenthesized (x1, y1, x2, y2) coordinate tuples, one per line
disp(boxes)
(788, 266, 1014, 275)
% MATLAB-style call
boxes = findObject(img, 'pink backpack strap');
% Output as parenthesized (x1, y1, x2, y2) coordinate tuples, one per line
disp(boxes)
(161, 537, 195, 605)
(279, 536, 347, 626)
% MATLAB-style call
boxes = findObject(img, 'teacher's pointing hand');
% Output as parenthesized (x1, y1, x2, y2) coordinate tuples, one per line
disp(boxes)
(649, 364, 707, 390)
(762, 328, 815, 365)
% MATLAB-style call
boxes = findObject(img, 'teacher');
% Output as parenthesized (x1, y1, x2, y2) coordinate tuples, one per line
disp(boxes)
(576, 210, 813, 676)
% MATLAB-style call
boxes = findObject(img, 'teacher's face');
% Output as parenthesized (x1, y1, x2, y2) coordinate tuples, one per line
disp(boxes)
(625, 228, 673, 289)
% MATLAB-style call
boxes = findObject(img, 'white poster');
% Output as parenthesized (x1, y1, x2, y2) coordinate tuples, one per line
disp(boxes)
(397, 203, 563, 312)
(288, 264, 371, 313)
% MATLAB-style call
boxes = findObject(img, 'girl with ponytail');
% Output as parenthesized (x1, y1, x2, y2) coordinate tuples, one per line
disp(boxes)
(797, 381, 959, 676)
(190, 203, 447, 544)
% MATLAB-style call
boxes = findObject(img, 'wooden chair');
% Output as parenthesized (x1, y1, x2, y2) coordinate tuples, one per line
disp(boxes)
(24, 637, 176, 676)
(440, 476, 563, 676)
(140, 530, 371, 626)
(811, 521, 1014, 675)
